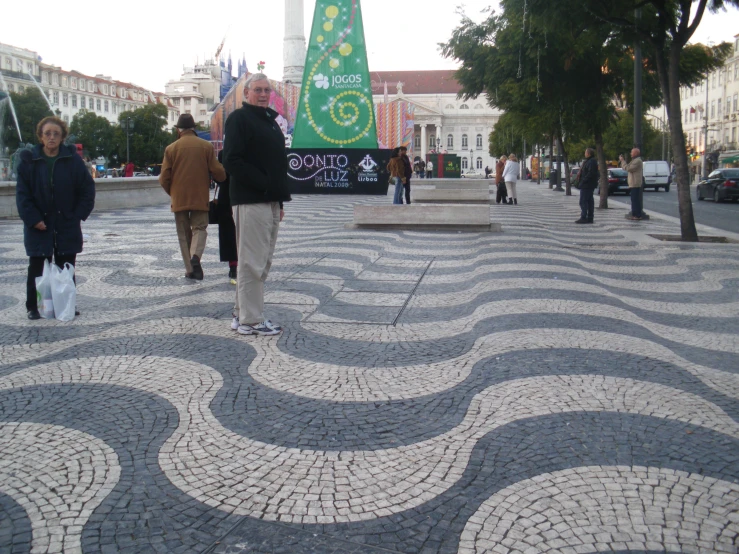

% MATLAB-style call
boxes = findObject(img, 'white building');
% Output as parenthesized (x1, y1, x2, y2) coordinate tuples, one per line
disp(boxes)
(165, 61, 224, 128)
(371, 70, 503, 171)
(670, 34, 739, 173)
(0, 42, 180, 130)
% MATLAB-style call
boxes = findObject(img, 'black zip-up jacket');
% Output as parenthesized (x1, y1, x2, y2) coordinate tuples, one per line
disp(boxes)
(222, 103, 292, 207)
(578, 156, 599, 190)
(16, 144, 95, 257)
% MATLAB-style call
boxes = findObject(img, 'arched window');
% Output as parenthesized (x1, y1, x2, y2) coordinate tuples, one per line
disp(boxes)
(476, 157, 483, 169)
(445, 104, 454, 109)
(447, 134, 454, 148)
(476, 134, 483, 149)
(414, 134, 421, 148)
(462, 134, 468, 148)
(474, 104, 483, 110)
(462, 158, 469, 169)
(460, 104, 470, 110)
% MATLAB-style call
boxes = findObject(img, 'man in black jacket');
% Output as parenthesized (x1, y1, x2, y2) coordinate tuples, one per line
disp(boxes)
(222, 73, 291, 336)
(575, 148, 599, 224)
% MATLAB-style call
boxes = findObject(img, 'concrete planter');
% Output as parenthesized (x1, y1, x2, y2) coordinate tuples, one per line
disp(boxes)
(0, 177, 170, 219)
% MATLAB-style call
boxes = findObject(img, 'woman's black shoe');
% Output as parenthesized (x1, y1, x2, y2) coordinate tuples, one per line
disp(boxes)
(27, 309, 41, 320)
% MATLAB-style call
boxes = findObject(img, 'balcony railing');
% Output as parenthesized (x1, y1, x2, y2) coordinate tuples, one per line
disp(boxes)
(0, 70, 33, 82)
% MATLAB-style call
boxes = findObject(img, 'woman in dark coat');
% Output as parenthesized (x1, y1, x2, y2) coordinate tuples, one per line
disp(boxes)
(215, 150, 238, 284)
(16, 116, 95, 319)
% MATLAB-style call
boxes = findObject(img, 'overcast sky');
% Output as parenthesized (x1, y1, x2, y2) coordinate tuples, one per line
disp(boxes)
(3, 0, 738, 92)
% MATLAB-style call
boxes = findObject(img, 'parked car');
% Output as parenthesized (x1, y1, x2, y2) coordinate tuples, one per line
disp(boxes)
(598, 168, 629, 195)
(642, 160, 671, 191)
(570, 167, 580, 188)
(696, 168, 739, 202)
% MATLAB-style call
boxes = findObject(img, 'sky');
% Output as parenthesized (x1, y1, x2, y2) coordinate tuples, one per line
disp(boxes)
(2, 0, 738, 93)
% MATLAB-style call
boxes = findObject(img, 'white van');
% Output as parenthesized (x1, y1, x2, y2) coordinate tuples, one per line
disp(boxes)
(642, 160, 671, 191)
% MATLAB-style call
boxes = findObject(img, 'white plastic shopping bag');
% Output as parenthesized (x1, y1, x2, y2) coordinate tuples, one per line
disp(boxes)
(50, 262, 76, 321)
(35, 259, 55, 319)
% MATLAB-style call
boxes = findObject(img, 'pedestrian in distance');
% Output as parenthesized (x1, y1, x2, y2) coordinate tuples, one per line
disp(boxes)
(400, 146, 413, 204)
(387, 147, 405, 205)
(159, 113, 226, 281)
(426, 159, 434, 179)
(16, 116, 95, 320)
(620, 148, 644, 220)
(222, 73, 291, 336)
(503, 153, 520, 204)
(124, 161, 134, 178)
(214, 150, 238, 285)
(495, 155, 507, 204)
(575, 148, 598, 224)
(413, 159, 420, 179)
(418, 159, 426, 179)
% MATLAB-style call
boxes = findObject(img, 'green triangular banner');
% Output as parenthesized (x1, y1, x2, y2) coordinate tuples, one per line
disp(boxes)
(292, 0, 378, 149)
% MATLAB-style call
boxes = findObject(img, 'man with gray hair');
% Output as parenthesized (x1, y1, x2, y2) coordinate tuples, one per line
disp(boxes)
(620, 147, 644, 220)
(222, 73, 291, 336)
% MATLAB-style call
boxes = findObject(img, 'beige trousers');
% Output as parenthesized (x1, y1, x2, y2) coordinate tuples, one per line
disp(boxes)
(233, 202, 280, 324)
(174, 210, 208, 273)
(506, 181, 517, 199)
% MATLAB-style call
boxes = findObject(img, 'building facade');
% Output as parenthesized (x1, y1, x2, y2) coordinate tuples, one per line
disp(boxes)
(673, 34, 739, 174)
(370, 70, 503, 171)
(1, 42, 180, 130)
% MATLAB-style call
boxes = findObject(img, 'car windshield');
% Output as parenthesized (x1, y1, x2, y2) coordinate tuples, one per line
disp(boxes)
(722, 169, 739, 178)
(609, 169, 627, 176)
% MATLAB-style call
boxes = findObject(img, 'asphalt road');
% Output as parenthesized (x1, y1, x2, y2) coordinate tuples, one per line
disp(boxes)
(611, 186, 739, 235)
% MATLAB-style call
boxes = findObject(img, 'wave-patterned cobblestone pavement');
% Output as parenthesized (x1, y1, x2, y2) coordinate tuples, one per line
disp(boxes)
(1, 183, 738, 554)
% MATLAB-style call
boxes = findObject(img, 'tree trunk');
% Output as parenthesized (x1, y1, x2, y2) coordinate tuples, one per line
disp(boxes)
(596, 127, 608, 209)
(665, 43, 699, 241)
(559, 133, 572, 196)
(537, 144, 542, 184)
(548, 134, 554, 189)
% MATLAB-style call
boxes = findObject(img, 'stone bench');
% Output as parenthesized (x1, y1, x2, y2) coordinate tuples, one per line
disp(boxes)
(429, 180, 490, 191)
(349, 204, 499, 232)
(412, 189, 491, 204)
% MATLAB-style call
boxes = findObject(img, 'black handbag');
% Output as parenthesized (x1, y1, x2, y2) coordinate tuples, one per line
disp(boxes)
(208, 184, 219, 224)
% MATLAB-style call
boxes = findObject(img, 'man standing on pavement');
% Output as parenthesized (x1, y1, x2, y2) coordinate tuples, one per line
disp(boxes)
(159, 113, 226, 280)
(222, 73, 291, 336)
(620, 148, 644, 220)
(399, 146, 413, 204)
(426, 159, 434, 179)
(575, 148, 598, 224)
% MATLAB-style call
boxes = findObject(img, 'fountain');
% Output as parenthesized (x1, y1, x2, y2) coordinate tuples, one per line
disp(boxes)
(26, 70, 54, 113)
(0, 74, 23, 144)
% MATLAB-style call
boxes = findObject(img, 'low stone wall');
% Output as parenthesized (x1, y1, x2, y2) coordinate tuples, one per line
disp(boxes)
(0, 177, 170, 219)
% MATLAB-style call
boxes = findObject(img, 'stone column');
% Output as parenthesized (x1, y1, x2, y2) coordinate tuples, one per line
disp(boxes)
(283, 0, 307, 84)
(421, 124, 427, 160)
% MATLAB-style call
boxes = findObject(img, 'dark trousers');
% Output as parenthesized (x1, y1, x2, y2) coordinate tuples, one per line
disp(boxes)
(27, 253, 76, 310)
(630, 187, 643, 217)
(403, 179, 411, 204)
(579, 187, 594, 221)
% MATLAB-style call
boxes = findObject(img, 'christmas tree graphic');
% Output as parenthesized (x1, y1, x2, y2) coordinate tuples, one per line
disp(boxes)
(292, 0, 378, 148)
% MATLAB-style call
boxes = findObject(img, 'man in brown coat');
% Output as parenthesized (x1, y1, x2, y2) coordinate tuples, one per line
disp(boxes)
(160, 114, 226, 280)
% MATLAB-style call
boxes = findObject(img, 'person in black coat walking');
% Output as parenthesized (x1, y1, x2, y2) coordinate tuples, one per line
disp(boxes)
(16, 116, 95, 319)
(575, 148, 599, 224)
(214, 150, 238, 284)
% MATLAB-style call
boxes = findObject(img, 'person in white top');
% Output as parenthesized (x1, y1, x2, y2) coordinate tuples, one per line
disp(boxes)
(502, 153, 521, 205)
(426, 160, 434, 179)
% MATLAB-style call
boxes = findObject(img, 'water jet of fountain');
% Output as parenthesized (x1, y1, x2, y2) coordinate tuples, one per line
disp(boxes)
(0, 73, 23, 143)
(26, 70, 54, 113)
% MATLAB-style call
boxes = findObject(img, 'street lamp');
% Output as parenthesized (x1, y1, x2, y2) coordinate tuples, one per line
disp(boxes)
(436, 137, 441, 153)
(122, 117, 134, 163)
(470, 148, 474, 173)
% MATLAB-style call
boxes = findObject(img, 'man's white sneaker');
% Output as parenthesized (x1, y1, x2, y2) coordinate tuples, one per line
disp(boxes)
(231, 316, 240, 331)
(263, 319, 282, 332)
(237, 321, 281, 336)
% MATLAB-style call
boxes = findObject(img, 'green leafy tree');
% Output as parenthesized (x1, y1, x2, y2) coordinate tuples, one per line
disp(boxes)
(579, 0, 736, 240)
(114, 103, 175, 168)
(69, 110, 116, 160)
(1, 88, 53, 151)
